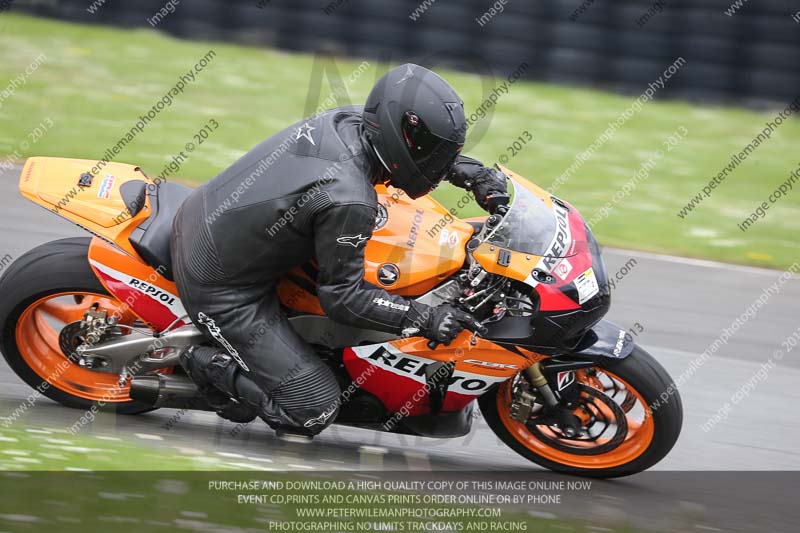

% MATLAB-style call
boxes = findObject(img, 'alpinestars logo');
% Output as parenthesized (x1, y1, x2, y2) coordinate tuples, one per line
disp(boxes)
(196, 312, 251, 372)
(372, 297, 409, 312)
(336, 234, 369, 248)
(396, 64, 416, 85)
(295, 122, 316, 145)
(303, 404, 337, 428)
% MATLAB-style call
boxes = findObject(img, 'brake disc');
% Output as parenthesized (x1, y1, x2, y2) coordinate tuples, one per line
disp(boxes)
(58, 321, 87, 363)
(527, 383, 629, 455)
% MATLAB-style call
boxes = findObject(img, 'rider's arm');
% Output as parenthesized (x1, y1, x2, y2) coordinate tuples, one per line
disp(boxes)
(445, 155, 508, 211)
(313, 202, 426, 334)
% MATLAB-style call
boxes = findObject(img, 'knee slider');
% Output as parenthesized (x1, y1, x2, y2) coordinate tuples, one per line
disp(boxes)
(271, 363, 341, 431)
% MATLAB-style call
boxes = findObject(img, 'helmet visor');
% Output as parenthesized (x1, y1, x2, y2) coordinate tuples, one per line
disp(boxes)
(401, 111, 462, 186)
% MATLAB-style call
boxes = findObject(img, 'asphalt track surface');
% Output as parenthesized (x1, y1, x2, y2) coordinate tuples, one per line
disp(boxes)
(1, 165, 799, 529)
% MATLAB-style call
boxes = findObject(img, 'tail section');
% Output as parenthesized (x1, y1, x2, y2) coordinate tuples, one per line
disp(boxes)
(20, 157, 155, 256)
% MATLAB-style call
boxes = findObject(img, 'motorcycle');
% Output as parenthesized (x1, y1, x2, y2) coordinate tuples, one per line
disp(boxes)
(0, 156, 682, 477)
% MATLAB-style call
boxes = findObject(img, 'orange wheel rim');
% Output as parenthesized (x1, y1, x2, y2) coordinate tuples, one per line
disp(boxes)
(15, 292, 139, 402)
(497, 369, 655, 469)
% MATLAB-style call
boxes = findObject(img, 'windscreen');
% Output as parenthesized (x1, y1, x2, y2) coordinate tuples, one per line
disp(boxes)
(483, 178, 587, 258)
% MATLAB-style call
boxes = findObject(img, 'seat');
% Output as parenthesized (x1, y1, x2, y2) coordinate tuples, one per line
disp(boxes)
(128, 182, 192, 281)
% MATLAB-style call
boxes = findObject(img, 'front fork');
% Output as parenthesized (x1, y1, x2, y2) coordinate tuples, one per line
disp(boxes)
(509, 359, 596, 436)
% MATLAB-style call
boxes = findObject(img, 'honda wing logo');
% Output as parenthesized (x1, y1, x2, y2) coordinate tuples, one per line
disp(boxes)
(336, 234, 369, 248)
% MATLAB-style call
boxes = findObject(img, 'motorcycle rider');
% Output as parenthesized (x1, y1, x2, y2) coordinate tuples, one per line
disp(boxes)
(171, 63, 508, 436)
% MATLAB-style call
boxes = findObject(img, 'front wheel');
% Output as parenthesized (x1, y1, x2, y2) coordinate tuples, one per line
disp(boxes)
(479, 346, 682, 478)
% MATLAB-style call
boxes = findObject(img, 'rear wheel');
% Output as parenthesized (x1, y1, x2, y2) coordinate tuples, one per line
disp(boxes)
(479, 346, 682, 478)
(0, 238, 155, 414)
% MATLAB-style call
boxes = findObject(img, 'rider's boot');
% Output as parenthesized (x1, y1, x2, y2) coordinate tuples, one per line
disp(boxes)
(180, 346, 327, 438)
(179, 346, 258, 424)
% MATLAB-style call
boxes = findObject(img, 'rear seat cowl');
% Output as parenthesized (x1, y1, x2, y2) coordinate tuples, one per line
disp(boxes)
(128, 182, 193, 281)
(119, 180, 148, 219)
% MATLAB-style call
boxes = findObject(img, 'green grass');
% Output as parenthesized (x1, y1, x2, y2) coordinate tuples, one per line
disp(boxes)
(1, 14, 798, 268)
(0, 425, 244, 470)
(0, 426, 624, 532)
(0, 469, 611, 533)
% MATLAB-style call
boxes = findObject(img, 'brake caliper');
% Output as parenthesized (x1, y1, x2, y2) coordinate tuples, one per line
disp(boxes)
(73, 304, 114, 369)
(508, 379, 538, 423)
(83, 305, 112, 342)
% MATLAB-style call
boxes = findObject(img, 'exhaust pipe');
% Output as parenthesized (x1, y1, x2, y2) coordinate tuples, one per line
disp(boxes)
(130, 374, 214, 411)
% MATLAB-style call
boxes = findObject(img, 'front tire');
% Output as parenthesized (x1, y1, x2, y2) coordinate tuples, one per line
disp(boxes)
(0, 238, 154, 415)
(479, 346, 682, 478)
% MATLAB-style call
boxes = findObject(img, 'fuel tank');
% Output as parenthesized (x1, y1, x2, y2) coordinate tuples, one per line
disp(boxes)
(278, 185, 474, 313)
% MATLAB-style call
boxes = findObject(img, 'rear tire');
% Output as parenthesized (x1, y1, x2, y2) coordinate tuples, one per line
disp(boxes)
(0, 238, 154, 415)
(479, 346, 682, 478)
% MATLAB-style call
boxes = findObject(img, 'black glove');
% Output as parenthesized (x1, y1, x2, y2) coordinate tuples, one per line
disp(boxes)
(469, 169, 508, 212)
(447, 156, 508, 212)
(402, 302, 486, 346)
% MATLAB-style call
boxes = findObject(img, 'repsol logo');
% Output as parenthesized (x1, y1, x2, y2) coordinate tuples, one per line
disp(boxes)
(542, 202, 571, 271)
(128, 278, 176, 306)
(365, 347, 492, 395)
(406, 209, 425, 248)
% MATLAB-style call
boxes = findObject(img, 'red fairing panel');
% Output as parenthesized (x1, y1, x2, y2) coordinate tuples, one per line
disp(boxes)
(342, 343, 507, 416)
(537, 206, 595, 312)
(89, 260, 187, 331)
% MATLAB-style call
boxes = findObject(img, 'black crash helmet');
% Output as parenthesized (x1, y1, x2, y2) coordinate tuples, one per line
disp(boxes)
(362, 63, 466, 199)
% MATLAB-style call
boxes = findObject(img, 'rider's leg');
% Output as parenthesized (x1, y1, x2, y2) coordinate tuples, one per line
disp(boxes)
(170, 200, 341, 435)
(175, 287, 342, 435)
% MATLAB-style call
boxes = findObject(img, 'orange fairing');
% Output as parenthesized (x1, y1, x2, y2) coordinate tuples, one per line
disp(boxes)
(365, 185, 473, 296)
(277, 269, 325, 315)
(472, 241, 544, 284)
(391, 333, 541, 371)
(87, 238, 186, 331)
(19, 157, 155, 256)
(344, 332, 539, 415)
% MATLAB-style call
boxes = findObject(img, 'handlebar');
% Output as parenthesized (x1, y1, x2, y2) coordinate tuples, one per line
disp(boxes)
(486, 192, 511, 215)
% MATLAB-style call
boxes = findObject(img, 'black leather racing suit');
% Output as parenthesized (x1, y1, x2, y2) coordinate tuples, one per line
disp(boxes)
(170, 105, 500, 434)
